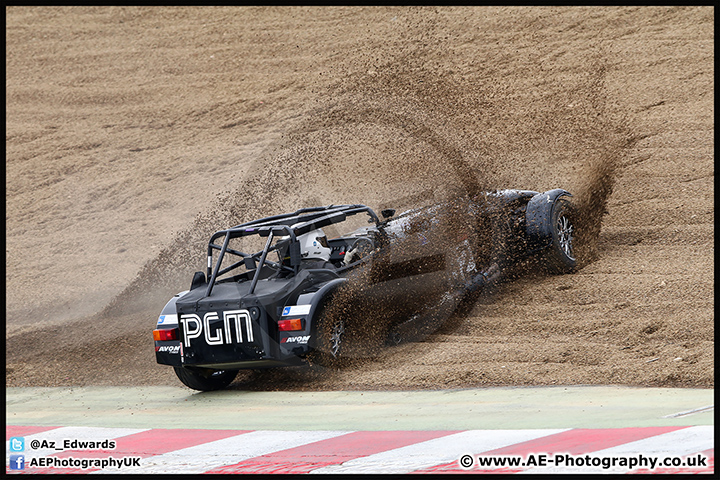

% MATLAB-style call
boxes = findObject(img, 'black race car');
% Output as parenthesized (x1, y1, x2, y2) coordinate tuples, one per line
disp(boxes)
(154, 189, 576, 390)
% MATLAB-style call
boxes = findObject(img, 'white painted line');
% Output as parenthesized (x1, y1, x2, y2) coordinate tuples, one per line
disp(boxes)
(108, 430, 352, 474)
(600, 426, 714, 456)
(8, 427, 712, 474)
(662, 405, 714, 418)
(523, 426, 714, 474)
(310, 429, 569, 474)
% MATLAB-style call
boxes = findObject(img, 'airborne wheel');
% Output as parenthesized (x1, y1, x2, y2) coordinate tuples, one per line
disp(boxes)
(544, 197, 577, 274)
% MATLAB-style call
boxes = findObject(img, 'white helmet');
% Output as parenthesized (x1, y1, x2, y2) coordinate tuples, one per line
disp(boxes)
(297, 229, 331, 262)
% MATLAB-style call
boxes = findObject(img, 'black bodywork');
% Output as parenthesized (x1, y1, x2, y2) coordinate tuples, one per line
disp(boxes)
(154, 189, 576, 390)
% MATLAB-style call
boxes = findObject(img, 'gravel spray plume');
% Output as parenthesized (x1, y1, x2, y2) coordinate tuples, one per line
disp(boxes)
(561, 62, 631, 266)
(99, 72, 492, 321)
(101, 46, 630, 367)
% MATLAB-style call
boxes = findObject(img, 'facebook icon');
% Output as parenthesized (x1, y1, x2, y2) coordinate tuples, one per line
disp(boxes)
(9, 454, 25, 470)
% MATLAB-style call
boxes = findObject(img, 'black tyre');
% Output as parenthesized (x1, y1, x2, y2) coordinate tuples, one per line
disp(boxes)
(543, 197, 577, 274)
(173, 366, 238, 391)
(309, 291, 349, 368)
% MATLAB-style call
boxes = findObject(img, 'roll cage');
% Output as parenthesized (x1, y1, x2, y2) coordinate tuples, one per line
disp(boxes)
(205, 204, 380, 296)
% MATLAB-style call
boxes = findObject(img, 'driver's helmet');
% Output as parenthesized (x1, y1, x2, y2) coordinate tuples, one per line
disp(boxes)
(297, 228, 331, 262)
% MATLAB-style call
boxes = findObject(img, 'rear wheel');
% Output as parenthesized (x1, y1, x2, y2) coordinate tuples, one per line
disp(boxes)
(310, 292, 349, 368)
(173, 366, 238, 391)
(543, 197, 577, 274)
(313, 313, 346, 367)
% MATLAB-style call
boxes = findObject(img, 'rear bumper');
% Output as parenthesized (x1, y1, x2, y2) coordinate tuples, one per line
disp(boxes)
(155, 339, 306, 369)
(184, 358, 305, 369)
(155, 305, 314, 369)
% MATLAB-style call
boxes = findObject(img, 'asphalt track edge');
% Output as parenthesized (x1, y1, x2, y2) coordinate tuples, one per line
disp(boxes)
(5, 385, 714, 431)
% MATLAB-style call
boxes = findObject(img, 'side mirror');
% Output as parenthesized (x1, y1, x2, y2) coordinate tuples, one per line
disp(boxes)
(381, 209, 395, 219)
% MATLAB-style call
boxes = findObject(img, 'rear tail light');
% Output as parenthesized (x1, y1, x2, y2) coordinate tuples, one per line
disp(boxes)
(278, 318, 304, 331)
(153, 328, 178, 341)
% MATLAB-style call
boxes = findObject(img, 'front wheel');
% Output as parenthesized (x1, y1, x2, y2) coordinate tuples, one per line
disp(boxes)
(543, 197, 577, 274)
(173, 366, 238, 391)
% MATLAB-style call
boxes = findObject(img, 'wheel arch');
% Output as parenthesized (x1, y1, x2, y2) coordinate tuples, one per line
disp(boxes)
(298, 278, 348, 339)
